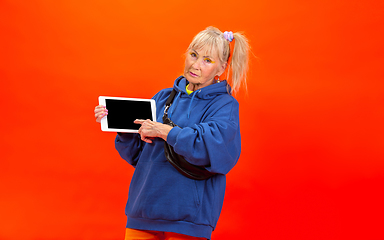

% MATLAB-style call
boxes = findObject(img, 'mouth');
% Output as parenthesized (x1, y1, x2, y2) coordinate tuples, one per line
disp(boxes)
(189, 71, 198, 77)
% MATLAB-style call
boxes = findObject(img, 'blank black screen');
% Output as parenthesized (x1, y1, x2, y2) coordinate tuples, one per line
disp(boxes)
(105, 99, 153, 130)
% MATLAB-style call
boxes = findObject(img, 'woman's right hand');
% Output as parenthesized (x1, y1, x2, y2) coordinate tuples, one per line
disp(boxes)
(94, 105, 108, 123)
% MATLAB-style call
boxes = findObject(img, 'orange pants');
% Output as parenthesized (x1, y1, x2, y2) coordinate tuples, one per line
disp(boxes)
(124, 228, 208, 240)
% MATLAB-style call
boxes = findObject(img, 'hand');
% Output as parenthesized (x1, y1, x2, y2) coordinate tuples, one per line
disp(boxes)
(94, 105, 108, 123)
(134, 119, 173, 143)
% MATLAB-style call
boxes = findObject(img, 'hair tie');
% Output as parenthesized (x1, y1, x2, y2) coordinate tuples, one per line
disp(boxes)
(223, 31, 234, 42)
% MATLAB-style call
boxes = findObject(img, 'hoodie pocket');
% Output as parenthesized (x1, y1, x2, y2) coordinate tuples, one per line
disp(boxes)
(126, 161, 201, 223)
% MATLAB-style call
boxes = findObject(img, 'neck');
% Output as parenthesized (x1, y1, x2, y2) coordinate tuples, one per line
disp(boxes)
(188, 80, 220, 91)
(187, 83, 200, 91)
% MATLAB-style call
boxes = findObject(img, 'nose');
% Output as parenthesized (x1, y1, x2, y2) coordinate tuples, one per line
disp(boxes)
(191, 58, 201, 69)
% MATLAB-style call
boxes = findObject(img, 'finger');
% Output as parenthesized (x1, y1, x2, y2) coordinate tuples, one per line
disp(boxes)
(139, 133, 146, 142)
(134, 119, 146, 125)
(141, 119, 154, 126)
(141, 137, 153, 144)
(94, 105, 105, 110)
(94, 109, 106, 114)
(95, 111, 108, 117)
(95, 112, 108, 122)
(94, 106, 107, 113)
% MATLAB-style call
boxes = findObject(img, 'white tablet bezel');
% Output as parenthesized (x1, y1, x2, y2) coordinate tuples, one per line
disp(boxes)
(98, 96, 157, 133)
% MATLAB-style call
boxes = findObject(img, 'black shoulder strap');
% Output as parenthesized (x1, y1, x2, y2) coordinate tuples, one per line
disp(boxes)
(165, 89, 177, 107)
(163, 89, 178, 127)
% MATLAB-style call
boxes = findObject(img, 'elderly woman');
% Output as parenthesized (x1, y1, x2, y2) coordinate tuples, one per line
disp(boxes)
(94, 26, 249, 240)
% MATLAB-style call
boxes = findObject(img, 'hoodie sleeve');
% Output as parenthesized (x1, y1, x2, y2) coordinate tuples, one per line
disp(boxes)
(115, 133, 144, 167)
(113, 88, 172, 167)
(166, 98, 241, 175)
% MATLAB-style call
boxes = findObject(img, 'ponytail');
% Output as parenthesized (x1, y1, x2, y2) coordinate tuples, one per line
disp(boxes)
(227, 32, 249, 94)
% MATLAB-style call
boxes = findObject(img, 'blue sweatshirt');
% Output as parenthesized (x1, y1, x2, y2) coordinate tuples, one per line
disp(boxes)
(115, 76, 241, 239)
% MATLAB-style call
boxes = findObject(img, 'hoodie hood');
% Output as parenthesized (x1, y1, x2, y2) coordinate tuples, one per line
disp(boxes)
(168, 76, 232, 119)
(172, 76, 231, 100)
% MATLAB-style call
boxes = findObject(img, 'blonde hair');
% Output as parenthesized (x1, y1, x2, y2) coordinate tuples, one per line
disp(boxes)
(187, 26, 250, 94)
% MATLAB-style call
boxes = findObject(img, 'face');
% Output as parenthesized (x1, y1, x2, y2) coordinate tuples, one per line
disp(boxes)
(183, 47, 226, 90)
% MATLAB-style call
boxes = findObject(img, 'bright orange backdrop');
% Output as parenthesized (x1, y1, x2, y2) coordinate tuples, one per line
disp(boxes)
(1, 0, 383, 239)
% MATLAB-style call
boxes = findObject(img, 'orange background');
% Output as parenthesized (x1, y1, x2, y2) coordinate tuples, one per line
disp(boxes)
(1, 0, 383, 239)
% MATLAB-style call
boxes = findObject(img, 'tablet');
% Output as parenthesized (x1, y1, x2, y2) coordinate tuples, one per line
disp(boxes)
(98, 96, 157, 133)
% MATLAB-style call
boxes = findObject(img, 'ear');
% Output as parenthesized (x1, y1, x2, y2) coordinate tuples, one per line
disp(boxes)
(217, 62, 227, 76)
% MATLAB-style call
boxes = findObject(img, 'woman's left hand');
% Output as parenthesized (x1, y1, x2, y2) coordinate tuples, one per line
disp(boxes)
(134, 119, 173, 143)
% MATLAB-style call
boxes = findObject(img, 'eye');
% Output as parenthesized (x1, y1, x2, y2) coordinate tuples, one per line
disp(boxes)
(204, 58, 215, 64)
(189, 52, 197, 58)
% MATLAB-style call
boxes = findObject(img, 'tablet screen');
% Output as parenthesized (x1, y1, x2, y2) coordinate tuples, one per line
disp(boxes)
(99, 96, 156, 133)
(106, 99, 153, 130)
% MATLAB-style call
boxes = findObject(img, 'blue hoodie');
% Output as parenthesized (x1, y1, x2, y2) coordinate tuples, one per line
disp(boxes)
(115, 76, 241, 239)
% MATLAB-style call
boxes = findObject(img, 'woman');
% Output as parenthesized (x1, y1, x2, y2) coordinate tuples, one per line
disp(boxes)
(94, 26, 249, 240)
